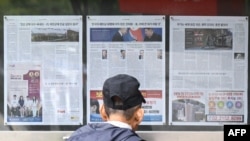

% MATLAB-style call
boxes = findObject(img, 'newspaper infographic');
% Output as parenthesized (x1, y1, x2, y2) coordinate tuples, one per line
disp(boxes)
(169, 16, 248, 125)
(86, 16, 166, 125)
(4, 16, 83, 125)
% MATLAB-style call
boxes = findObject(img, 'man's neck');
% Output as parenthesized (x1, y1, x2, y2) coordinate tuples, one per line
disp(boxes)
(107, 121, 132, 130)
(107, 114, 133, 128)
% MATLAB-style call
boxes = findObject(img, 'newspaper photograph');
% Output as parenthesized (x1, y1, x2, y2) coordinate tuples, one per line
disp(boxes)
(4, 16, 83, 125)
(87, 15, 166, 125)
(169, 16, 248, 125)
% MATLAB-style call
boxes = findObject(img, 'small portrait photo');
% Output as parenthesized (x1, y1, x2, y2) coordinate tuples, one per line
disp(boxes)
(139, 50, 144, 60)
(102, 49, 107, 59)
(143, 28, 162, 42)
(157, 49, 163, 59)
(120, 49, 126, 59)
(112, 28, 128, 42)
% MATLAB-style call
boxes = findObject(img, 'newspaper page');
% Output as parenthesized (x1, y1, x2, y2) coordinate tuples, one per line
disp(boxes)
(169, 16, 248, 126)
(4, 16, 83, 125)
(86, 16, 166, 125)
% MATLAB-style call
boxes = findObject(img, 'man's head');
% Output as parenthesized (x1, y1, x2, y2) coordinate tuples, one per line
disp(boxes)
(100, 74, 146, 130)
(119, 28, 128, 35)
(120, 50, 126, 59)
(144, 28, 154, 38)
(102, 50, 107, 58)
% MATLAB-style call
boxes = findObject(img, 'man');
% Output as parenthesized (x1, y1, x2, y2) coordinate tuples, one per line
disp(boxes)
(157, 49, 162, 59)
(112, 28, 128, 41)
(102, 49, 107, 59)
(139, 50, 144, 59)
(120, 49, 126, 59)
(10, 94, 19, 117)
(144, 28, 162, 42)
(25, 96, 32, 117)
(68, 74, 146, 141)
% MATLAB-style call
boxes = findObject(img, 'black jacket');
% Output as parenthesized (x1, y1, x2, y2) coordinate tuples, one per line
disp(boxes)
(144, 33, 162, 42)
(112, 32, 124, 41)
(68, 123, 145, 141)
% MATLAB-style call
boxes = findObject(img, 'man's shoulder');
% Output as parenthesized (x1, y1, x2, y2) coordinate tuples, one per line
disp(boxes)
(68, 123, 145, 141)
(111, 127, 145, 141)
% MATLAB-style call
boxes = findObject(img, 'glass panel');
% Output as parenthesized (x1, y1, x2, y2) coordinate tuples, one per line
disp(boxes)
(0, 0, 249, 132)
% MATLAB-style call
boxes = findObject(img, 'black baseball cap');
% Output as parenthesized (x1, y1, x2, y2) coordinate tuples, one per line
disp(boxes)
(102, 74, 146, 110)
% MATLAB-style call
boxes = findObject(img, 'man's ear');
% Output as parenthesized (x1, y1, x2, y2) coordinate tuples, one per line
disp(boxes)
(99, 104, 108, 121)
(135, 108, 144, 123)
(131, 108, 144, 131)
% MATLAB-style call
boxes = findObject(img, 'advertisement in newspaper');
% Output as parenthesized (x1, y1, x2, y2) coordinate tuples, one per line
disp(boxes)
(169, 16, 248, 125)
(87, 16, 166, 125)
(4, 16, 83, 125)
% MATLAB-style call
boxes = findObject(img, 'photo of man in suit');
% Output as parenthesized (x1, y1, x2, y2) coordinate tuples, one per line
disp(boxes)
(139, 50, 144, 59)
(144, 28, 162, 42)
(112, 28, 128, 41)
(157, 49, 162, 59)
(102, 49, 107, 59)
(120, 49, 126, 59)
